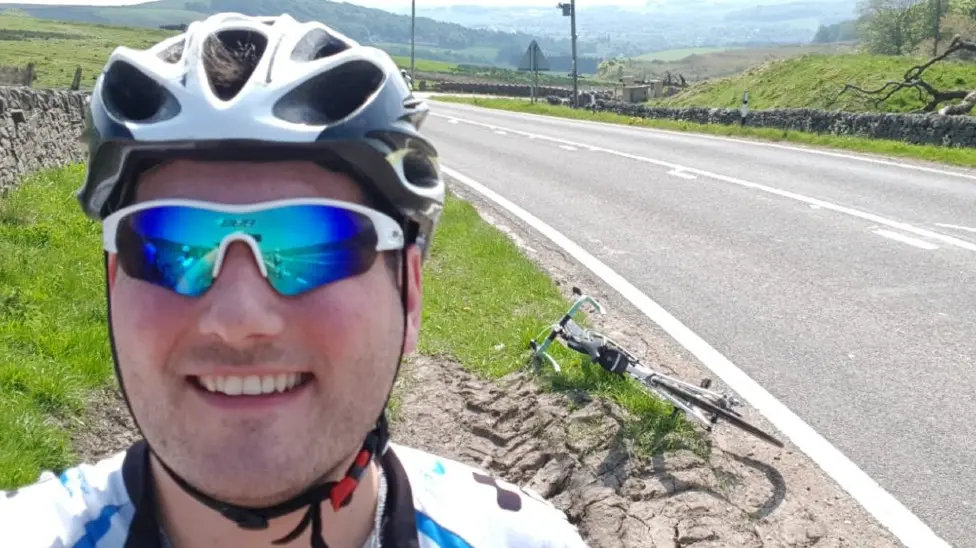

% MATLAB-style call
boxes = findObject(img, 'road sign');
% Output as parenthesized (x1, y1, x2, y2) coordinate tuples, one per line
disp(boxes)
(517, 40, 550, 72)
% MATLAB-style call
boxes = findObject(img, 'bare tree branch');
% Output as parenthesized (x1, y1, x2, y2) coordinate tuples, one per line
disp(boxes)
(830, 35, 976, 115)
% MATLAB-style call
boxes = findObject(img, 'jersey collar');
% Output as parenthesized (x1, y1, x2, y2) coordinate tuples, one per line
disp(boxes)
(120, 440, 420, 547)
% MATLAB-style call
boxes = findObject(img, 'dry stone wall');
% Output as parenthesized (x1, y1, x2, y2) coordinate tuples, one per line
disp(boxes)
(592, 100, 976, 149)
(0, 85, 88, 195)
(433, 81, 976, 149)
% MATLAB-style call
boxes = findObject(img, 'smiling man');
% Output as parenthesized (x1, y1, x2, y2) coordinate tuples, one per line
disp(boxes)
(0, 12, 589, 548)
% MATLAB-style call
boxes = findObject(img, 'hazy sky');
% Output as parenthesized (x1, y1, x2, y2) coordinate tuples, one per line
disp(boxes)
(0, 0, 651, 7)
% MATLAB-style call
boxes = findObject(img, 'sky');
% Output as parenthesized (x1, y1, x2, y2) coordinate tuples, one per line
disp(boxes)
(0, 0, 652, 6)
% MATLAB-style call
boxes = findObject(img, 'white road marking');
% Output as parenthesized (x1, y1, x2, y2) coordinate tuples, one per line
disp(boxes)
(447, 118, 459, 124)
(430, 103, 976, 182)
(436, 113, 976, 254)
(668, 169, 697, 180)
(810, 204, 822, 209)
(441, 164, 953, 548)
(493, 130, 507, 135)
(935, 223, 976, 234)
(873, 229, 939, 250)
(559, 145, 577, 151)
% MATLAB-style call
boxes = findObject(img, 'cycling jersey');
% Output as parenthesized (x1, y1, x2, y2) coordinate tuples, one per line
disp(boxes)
(0, 440, 588, 548)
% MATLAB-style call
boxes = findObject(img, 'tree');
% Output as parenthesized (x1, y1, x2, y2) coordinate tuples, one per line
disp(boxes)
(832, 34, 976, 114)
(857, 0, 929, 54)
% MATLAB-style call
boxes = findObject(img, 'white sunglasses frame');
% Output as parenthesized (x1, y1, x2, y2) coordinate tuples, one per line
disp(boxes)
(102, 198, 406, 286)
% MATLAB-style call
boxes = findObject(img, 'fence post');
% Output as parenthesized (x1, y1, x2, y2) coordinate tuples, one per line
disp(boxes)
(71, 66, 83, 90)
(25, 63, 36, 87)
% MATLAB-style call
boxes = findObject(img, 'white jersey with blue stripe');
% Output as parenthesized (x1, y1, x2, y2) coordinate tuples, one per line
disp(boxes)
(0, 441, 588, 548)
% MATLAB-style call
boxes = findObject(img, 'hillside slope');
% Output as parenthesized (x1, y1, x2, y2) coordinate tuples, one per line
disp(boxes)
(0, 0, 575, 68)
(654, 53, 976, 113)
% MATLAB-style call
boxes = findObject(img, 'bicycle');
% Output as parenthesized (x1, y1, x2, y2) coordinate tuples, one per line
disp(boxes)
(529, 287, 785, 448)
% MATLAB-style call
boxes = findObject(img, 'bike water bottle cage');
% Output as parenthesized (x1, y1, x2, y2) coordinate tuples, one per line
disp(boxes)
(102, 198, 405, 298)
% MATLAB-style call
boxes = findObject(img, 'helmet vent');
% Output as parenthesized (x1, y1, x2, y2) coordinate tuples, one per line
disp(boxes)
(402, 149, 439, 188)
(272, 59, 383, 125)
(158, 40, 185, 63)
(102, 60, 179, 122)
(203, 29, 268, 101)
(291, 28, 350, 62)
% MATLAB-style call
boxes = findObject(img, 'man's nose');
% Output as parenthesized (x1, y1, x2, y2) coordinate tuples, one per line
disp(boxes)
(196, 241, 285, 344)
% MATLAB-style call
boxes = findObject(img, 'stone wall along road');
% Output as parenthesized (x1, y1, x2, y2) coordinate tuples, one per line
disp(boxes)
(0, 86, 87, 196)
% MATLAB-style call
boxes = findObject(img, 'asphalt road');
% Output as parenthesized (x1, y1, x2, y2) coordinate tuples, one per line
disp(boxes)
(422, 100, 976, 548)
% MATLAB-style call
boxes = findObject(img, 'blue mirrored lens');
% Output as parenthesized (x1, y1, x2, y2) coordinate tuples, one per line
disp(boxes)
(116, 203, 379, 297)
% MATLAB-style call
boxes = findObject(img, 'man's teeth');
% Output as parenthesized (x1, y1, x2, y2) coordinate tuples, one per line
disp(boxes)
(198, 373, 305, 396)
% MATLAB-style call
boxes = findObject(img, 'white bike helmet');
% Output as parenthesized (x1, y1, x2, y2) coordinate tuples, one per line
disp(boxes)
(78, 11, 444, 255)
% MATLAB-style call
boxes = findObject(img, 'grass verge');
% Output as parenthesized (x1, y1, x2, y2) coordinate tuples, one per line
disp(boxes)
(434, 96, 976, 169)
(0, 165, 700, 489)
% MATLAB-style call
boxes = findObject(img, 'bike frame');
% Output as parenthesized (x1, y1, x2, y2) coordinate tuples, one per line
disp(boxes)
(529, 288, 742, 430)
(529, 288, 604, 373)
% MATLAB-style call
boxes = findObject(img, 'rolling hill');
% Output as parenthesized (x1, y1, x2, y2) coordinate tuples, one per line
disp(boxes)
(0, 0, 584, 69)
(652, 52, 976, 113)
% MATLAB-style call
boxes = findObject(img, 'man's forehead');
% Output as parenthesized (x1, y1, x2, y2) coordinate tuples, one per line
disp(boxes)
(134, 159, 368, 205)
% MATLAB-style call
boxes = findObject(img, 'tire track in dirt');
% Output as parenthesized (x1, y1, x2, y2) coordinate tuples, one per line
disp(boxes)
(392, 353, 896, 547)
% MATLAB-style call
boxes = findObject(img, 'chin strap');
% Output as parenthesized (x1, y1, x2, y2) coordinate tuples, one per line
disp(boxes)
(154, 416, 389, 548)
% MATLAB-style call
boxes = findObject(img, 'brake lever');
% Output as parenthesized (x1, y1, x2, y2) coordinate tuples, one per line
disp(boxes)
(571, 287, 605, 315)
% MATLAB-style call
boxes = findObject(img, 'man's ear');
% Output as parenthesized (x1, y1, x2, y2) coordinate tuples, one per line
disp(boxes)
(401, 245, 423, 356)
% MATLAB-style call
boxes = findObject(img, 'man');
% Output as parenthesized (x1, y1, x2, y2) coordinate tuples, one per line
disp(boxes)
(0, 13, 589, 548)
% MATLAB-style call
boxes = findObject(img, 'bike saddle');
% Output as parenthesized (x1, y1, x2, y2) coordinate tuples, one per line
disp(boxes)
(597, 346, 629, 374)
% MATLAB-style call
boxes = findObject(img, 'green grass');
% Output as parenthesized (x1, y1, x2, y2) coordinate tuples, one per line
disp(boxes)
(655, 53, 976, 113)
(433, 96, 976, 169)
(0, 163, 698, 490)
(0, 165, 110, 487)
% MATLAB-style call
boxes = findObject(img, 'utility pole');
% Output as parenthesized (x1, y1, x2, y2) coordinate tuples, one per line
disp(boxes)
(410, 0, 416, 87)
(557, 1, 579, 107)
(571, 0, 578, 107)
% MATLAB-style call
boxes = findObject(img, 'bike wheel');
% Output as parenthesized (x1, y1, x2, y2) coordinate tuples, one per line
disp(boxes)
(652, 379, 785, 448)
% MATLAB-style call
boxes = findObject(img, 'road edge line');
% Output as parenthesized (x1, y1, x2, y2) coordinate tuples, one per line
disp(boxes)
(441, 164, 953, 548)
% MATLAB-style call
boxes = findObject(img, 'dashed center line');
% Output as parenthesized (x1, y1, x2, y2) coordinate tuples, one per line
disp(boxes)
(873, 229, 939, 250)
(667, 169, 697, 180)
(935, 223, 976, 234)
(559, 145, 577, 151)
(434, 112, 976, 255)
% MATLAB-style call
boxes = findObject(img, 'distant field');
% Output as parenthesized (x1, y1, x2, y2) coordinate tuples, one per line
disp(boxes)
(634, 47, 738, 62)
(0, 12, 177, 89)
(0, 13, 594, 90)
(378, 42, 500, 67)
(609, 43, 857, 83)
(654, 52, 976, 113)
(390, 56, 459, 74)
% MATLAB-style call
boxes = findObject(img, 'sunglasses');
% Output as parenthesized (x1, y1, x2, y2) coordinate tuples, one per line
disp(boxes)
(102, 198, 405, 298)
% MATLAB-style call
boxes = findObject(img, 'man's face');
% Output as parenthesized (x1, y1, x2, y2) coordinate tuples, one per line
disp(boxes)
(107, 160, 423, 507)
